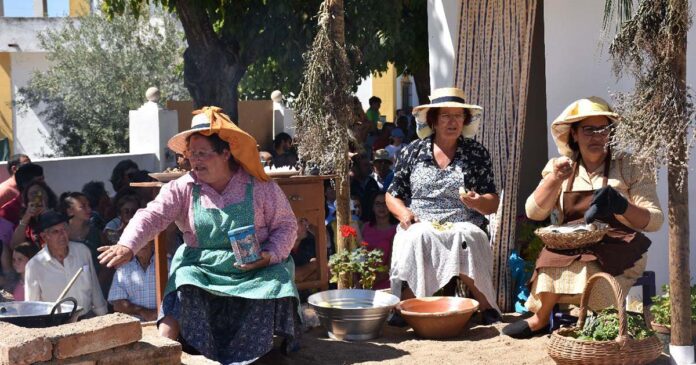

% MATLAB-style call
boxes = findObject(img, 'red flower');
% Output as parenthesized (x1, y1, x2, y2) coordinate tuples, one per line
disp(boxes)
(360, 241, 369, 248)
(340, 225, 357, 238)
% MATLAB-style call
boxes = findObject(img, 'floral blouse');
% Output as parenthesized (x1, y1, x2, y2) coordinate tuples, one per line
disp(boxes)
(387, 135, 497, 229)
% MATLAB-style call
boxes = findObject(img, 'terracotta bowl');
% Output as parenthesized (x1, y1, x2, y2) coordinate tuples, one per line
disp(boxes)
(397, 297, 479, 339)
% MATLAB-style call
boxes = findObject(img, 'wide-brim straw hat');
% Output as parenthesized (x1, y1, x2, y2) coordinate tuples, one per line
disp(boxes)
(551, 96, 620, 157)
(412, 87, 483, 139)
(168, 106, 269, 182)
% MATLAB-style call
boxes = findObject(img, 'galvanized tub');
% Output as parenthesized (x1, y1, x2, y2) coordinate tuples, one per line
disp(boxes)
(308, 289, 399, 341)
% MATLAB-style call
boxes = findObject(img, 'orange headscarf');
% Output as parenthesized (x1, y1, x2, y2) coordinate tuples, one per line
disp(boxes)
(167, 106, 270, 182)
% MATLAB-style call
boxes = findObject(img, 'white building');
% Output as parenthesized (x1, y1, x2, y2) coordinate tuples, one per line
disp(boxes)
(0, 0, 94, 159)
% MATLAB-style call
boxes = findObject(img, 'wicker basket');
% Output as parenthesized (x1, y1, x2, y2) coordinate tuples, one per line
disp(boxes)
(534, 223, 609, 250)
(547, 273, 663, 365)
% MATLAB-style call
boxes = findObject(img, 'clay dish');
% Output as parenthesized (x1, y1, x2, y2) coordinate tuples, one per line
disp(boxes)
(397, 297, 479, 339)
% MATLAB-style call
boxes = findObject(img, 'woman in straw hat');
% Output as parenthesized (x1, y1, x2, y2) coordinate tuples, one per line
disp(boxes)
(386, 87, 502, 324)
(502, 97, 664, 339)
(98, 107, 300, 363)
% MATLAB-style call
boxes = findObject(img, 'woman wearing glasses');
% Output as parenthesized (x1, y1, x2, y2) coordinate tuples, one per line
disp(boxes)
(387, 87, 502, 324)
(97, 107, 299, 364)
(502, 97, 663, 338)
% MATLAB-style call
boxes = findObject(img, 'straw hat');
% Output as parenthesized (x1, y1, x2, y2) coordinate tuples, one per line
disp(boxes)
(167, 106, 269, 182)
(412, 87, 483, 139)
(551, 97, 620, 157)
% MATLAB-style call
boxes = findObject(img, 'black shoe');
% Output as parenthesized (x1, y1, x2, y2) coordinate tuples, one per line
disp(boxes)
(501, 320, 548, 339)
(387, 311, 408, 327)
(481, 308, 502, 325)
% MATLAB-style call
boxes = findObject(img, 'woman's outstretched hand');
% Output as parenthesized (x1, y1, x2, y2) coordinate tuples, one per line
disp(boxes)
(235, 251, 271, 271)
(97, 244, 134, 268)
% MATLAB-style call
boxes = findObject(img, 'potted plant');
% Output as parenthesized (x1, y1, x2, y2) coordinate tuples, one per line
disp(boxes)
(649, 284, 696, 339)
(328, 225, 388, 289)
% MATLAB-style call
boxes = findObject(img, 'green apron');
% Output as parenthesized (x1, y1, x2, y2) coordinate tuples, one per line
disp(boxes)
(164, 181, 298, 300)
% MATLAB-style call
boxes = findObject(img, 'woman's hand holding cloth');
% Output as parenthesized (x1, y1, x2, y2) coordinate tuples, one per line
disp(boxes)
(584, 186, 629, 223)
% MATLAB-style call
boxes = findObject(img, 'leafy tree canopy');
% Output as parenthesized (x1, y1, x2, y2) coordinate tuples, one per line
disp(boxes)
(18, 7, 188, 157)
(103, 0, 428, 108)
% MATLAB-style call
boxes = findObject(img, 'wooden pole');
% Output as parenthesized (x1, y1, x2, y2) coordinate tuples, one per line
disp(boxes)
(325, 0, 352, 289)
(154, 232, 168, 312)
(666, 0, 692, 347)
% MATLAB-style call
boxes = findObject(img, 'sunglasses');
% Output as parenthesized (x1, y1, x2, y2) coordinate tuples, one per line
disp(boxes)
(580, 125, 613, 137)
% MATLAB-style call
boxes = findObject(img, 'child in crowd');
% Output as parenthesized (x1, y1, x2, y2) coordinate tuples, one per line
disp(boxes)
(385, 128, 407, 161)
(361, 192, 397, 289)
(11, 241, 39, 301)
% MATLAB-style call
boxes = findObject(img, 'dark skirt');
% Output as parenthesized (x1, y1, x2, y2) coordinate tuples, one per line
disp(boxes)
(158, 285, 301, 364)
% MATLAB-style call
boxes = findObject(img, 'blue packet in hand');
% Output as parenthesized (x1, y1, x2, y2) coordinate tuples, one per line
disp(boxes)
(228, 225, 261, 265)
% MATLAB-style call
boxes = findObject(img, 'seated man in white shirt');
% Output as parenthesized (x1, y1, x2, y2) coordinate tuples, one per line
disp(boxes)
(108, 241, 158, 321)
(24, 210, 107, 317)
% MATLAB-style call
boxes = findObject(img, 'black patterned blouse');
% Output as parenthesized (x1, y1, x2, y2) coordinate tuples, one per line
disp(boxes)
(387, 134, 497, 230)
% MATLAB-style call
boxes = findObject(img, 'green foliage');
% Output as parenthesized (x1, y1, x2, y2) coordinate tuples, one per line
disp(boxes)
(516, 216, 545, 272)
(103, 0, 426, 102)
(17, 8, 188, 157)
(650, 284, 696, 326)
(574, 307, 654, 341)
(329, 244, 388, 289)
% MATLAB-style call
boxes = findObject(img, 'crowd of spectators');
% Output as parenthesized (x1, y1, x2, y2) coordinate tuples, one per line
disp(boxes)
(0, 155, 162, 320)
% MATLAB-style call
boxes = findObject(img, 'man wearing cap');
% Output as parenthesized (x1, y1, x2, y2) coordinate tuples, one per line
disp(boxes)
(24, 210, 107, 317)
(385, 128, 406, 161)
(371, 149, 394, 192)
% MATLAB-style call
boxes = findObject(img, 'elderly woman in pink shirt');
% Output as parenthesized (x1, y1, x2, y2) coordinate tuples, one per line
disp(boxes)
(98, 107, 299, 364)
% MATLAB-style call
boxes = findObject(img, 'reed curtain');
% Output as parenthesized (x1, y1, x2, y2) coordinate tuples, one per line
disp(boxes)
(455, 0, 537, 311)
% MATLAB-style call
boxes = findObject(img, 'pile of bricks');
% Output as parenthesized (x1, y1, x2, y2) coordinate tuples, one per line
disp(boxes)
(0, 313, 181, 365)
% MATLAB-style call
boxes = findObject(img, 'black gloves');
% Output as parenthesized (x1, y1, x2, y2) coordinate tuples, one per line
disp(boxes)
(584, 186, 629, 223)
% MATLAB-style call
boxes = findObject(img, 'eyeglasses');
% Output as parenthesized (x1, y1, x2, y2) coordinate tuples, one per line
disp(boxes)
(439, 113, 466, 122)
(580, 125, 613, 137)
(184, 149, 217, 160)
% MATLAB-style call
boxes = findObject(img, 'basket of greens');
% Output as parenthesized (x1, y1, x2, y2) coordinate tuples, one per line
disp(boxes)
(547, 273, 663, 365)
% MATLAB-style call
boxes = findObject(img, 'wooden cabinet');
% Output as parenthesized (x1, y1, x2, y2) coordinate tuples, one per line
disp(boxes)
(274, 175, 332, 291)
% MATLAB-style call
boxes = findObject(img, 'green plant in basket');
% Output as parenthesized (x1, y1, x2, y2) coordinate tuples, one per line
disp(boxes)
(329, 225, 388, 289)
(573, 307, 654, 341)
(650, 284, 696, 327)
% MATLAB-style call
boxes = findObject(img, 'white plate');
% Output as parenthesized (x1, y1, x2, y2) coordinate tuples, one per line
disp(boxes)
(148, 171, 187, 182)
(267, 171, 300, 178)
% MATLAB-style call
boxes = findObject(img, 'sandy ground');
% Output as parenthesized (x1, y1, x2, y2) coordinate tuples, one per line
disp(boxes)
(255, 312, 671, 365)
(178, 311, 672, 365)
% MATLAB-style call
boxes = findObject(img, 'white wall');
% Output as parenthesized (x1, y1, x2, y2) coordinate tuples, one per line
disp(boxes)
(0, 18, 66, 52)
(11, 52, 56, 158)
(426, 0, 461, 90)
(355, 76, 373, 110)
(544, 0, 696, 293)
(0, 153, 158, 197)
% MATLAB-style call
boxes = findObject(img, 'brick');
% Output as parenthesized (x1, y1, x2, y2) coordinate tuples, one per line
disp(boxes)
(47, 313, 142, 359)
(0, 321, 53, 365)
(38, 325, 181, 365)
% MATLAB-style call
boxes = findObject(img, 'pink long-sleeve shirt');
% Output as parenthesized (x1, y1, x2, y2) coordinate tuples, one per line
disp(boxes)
(119, 169, 297, 265)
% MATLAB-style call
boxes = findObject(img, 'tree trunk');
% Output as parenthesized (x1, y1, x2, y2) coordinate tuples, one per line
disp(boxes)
(175, 0, 245, 122)
(411, 65, 431, 105)
(327, 0, 352, 289)
(667, 1, 692, 345)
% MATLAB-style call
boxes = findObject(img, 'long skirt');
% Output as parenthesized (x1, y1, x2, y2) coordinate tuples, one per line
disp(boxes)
(158, 285, 301, 365)
(525, 253, 647, 312)
(390, 221, 500, 312)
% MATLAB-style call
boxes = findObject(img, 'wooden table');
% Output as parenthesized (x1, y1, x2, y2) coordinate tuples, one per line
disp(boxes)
(130, 175, 333, 310)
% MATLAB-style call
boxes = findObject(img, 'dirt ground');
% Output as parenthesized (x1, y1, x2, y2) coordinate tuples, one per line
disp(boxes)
(179, 311, 672, 365)
(254, 313, 671, 365)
